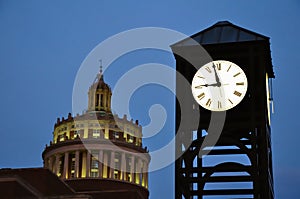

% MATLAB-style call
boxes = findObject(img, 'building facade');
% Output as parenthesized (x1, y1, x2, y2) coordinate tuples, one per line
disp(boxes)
(42, 68, 150, 199)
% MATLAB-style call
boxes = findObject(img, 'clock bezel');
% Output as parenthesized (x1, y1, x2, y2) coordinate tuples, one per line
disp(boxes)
(191, 60, 248, 112)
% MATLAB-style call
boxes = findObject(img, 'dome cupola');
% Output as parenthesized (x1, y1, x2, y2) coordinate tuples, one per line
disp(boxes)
(88, 63, 112, 112)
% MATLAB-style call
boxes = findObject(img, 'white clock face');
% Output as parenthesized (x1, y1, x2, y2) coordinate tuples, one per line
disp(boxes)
(191, 60, 248, 111)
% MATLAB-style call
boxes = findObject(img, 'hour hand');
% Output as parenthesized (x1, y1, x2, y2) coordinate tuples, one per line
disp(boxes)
(195, 83, 219, 88)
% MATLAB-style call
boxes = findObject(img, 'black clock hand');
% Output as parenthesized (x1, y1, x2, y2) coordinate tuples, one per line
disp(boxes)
(195, 83, 219, 88)
(212, 63, 221, 87)
(195, 83, 230, 88)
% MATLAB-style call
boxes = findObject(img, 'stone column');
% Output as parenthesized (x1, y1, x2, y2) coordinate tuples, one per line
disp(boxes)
(63, 152, 69, 179)
(136, 158, 142, 185)
(98, 150, 103, 178)
(44, 158, 48, 168)
(103, 151, 108, 178)
(110, 151, 115, 179)
(145, 163, 149, 188)
(82, 152, 87, 177)
(86, 151, 91, 177)
(55, 154, 60, 176)
(75, 150, 80, 178)
(130, 156, 135, 183)
(48, 156, 53, 171)
(141, 160, 147, 187)
(120, 152, 126, 180)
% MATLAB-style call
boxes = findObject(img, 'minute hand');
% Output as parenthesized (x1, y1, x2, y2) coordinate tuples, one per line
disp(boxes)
(212, 64, 221, 86)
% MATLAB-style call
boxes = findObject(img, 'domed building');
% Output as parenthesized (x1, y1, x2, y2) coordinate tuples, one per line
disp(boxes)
(42, 67, 150, 199)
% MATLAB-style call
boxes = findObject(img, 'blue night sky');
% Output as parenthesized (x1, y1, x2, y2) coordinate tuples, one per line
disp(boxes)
(0, 1, 300, 198)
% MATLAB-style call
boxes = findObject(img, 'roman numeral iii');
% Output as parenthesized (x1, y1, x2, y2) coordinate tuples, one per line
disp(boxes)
(234, 91, 242, 97)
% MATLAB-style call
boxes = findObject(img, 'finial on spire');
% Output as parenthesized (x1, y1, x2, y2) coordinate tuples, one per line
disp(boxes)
(99, 59, 103, 74)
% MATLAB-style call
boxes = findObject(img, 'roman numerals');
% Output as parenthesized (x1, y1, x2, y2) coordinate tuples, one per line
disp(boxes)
(206, 99, 212, 107)
(236, 82, 245, 86)
(233, 90, 242, 97)
(205, 67, 212, 73)
(216, 63, 221, 70)
(197, 93, 205, 100)
(192, 60, 248, 111)
(218, 101, 222, 109)
(233, 72, 241, 77)
(227, 64, 232, 72)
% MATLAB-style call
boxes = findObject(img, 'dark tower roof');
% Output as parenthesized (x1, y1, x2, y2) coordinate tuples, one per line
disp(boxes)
(171, 21, 274, 78)
(91, 68, 111, 91)
(172, 21, 270, 46)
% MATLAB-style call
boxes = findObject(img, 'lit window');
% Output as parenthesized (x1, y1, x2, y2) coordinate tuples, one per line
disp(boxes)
(70, 153, 76, 178)
(128, 135, 134, 143)
(93, 129, 101, 138)
(126, 155, 132, 181)
(90, 151, 99, 177)
(57, 157, 63, 177)
(114, 153, 121, 179)
(58, 134, 64, 142)
(74, 130, 78, 137)
(113, 132, 119, 139)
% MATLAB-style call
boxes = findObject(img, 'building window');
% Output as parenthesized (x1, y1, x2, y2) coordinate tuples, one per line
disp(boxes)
(90, 150, 99, 177)
(78, 129, 84, 138)
(93, 129, 101, 138)
(113, 132, 119, 139)
(96, 94, 99, 106)
(100, 94, 104, 107)
(126, 155, 132, 181)
(70, 153, 76, 178)
(128, 135, 134, 143)
(114, 152, 121, 179)
(58, 156, 64, 177)
(58, 134, 65, 142)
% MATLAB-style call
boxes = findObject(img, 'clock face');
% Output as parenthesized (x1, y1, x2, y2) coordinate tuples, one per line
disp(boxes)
(191, 60, 248, 111)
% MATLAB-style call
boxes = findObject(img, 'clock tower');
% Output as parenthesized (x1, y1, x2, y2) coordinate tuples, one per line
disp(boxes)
(171, 21, 275, 199)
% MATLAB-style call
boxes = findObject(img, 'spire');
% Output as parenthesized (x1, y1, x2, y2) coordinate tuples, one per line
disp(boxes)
(99, 59, 103, 73)
(88, 59, 112, 112)
(99, 59, 103, 81)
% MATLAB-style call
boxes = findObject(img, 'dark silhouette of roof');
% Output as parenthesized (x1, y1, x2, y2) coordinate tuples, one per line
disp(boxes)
(0, 168, 90, 198)
(0, 168, 148, 199)
(172, 21, 270, 46)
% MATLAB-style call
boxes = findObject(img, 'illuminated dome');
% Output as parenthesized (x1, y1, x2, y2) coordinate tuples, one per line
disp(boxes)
(42, 65, 150, 199)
